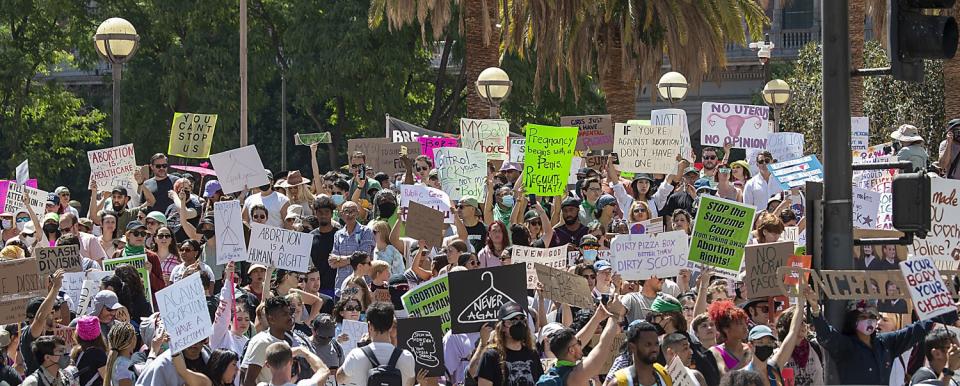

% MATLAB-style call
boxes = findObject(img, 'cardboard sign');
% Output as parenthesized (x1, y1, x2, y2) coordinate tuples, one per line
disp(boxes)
(406, 202, 445, 248)
(449, 264, 527, 333)
(900, 257, 953, 320)
(853, 229, 910, 270)
(743, 241, 794, 298)
(700, 102, 770, 149)
(523, 124, 578, 196)
(534, 263, 594, 309)
(340, 319, 368, 354)
(613, 124, 682, 175)
(401, 275, 451, 332)
(0, 294, 37, 325)
(851, 116, 870, 151)
(3, 183, 47, 216)
(34, 245, 83, 278)
(294, 132, 331, 145)
(688, 196, 756, 278)
(214, 200, 247, 264)
(560, 114, 614, 151)
(399, 184, 453, 223)
(610, 231, 690, 280)
(397, 316, 446, 377)
(511, 246, 567, 289)
(168, 112, 217, 158)
(509, 138, 525, 163)
(102, 255, 153, 299)
(666, 357, 696, 386)
(853, 187, 881, 229)
(460, 118, 510, 160)
(209, 145, 268, 194)
(776, 267, 910, 300)
(769, 155, 824, 189)
(650, 108, 693, 159)
(87, 144, 138, 191)
(348, 138, 423, 175)
(0, 179, 38, 210)
(912, 178, 960, 264)
(593, 333, 625, 373)
(157, 273, 212, 353)
(418, 137, 458, 162)
(247, 222, 313, 272)
(433, 148, 487, 202)
(0, 258, 43, 298)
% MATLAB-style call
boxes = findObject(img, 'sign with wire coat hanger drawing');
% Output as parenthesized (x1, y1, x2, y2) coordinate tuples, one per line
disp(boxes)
(448, 264, 527, 333)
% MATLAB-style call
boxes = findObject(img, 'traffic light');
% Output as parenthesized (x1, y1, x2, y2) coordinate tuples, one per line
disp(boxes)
(887, 0, 959, 82)
(892, 171, 931, 237)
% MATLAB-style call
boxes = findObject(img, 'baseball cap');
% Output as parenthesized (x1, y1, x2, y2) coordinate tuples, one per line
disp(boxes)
(650, 294, 683, 313)
(748, 325, 776, 341)
(561, 196, 581, 209)
(126, 220, 146, 231)
(459, 196, 480, 209)
(203, 180, 223, 198)
(42, 212, 60, 225)
(146, 211, 167, 225)
(87, 290, 124, 316)
(593, 260, 612, 272)
(596, 194, 617, 210)
(539, 322, 565, 344)
(524, 210, 539, 222)
(111, 186, 129, 196)
(694, 178, 717, 192)
(45, 194, 57, 205)
(500, 162, 522, 172)
(248, 264, 268, 275)
(579, 234, 600, 247)
(683, 167, 700, 176)
(54, 186, 70, 195)
(25, 296, 45, 319)
(498, 301, 525, 321)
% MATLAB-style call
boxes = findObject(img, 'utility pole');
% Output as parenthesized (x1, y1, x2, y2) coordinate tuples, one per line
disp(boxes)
(240, 0, 248, 147)
(820, 0, 853, 327)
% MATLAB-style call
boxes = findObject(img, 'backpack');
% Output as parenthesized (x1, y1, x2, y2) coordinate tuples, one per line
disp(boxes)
(613, 364, 673, 386)
(361, 345, 404, 386)
(536, 364, 576, 386)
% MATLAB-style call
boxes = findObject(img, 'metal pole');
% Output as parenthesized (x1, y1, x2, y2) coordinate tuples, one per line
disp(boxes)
(281, 73, 287, 170)
(240, 0, 248, 147)
(821, 0, 853, 328)
(112, 63, 122, 146)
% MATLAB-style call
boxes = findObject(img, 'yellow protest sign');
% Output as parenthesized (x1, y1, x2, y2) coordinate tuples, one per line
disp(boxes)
(168, 113, 217, 158)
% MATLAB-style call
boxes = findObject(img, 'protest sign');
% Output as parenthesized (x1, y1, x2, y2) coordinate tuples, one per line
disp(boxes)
(609, 231, 689, 280)
(214, 200, 247, 264)
(743, 241, 794, 298)
(853, 187, 881, 229)
(523, 124, 578, 196)
(399, 184, 453, 223)
(168, 113, 217, 158)
(77, 279, 101, 316)
(585, 155, 608, 172)
(157, 273, 212, 353)
(0, 294, 36, 325)
(629, 218, 665, 235)
(397, 317, 445, 377)
(406, 202, 445, 248)
(852, 143, 896, 193)
(401, 275, 451, 332)
(769, 155, 824, 189)
(667, 357, 696, 386)
(777, 267, 909, 300)
(900, 257, 953, 320)
(534, 263, 594, 309)
(15, 160, 28, 185)
(651, 108, 693, 159)
(593, 333, 625, 372)
(460, 118, 510, 160)
(340, 319, 368, 354)
(387, 115, 457, 142)
(34, 245, 82, 278)
(509, 138, 525, 163)
(613, 124, 682, 174)
(851, 117, 870, 150)
(511, 246, 567, 289)
(418, 137, 458, 162)
(700, 102, 770, 149)
(912, 178, 960, 264)
(87, 144, 138, 191)
(767, 132, 804, 163)
(449, 264, 527, 333)
(293, 132, 331, 145)
(3, 182, 47, 216)
(560, 114, 614, 151)
(348, 138, 423, 174)
(62, 271, 112, 314)
(689, 196, 756, 278)
(433, 147, 487, 201)
(102, 255, 152, 299)
(247, 222, 312, 272)
(568, 157, 583, 185)
(0, 179, 37, 210)
(877, 193, 894, 230)
(783, 255, 812, 286)
(0, 258, 42, 298)
(209, 145, 268, 194)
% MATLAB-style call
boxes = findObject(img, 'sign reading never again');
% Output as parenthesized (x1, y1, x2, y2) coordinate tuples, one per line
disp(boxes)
(448, 264, 527, 333)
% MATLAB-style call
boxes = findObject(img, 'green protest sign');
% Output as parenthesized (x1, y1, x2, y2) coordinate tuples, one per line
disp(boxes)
(522, 124, 578, 196)
(401, 275, 450, 332)
(102, 255, 153, 305)
(688, 196, 756, 278)
(294, 132, 331, 145)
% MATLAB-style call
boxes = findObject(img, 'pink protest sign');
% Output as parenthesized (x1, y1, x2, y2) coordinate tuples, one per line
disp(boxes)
(418, 137, 458, 162)
(0, 179, 38, 211)
(170, 165, 218, 176)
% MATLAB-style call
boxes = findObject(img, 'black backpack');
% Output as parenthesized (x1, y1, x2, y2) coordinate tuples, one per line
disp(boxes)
(361, 346, 404, 386)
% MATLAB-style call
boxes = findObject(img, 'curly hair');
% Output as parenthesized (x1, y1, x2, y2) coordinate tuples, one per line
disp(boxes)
(708, 300, 748, 344)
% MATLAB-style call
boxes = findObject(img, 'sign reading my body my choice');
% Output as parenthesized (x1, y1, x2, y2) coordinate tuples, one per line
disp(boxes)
(523, 124, 578, 196)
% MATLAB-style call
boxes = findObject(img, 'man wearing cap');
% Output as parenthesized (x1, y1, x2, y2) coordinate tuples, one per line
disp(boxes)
(743, 151, 783, 211)
(538, 300, 625, 386)
(622, 275, 682, 324)
(743, 314, 806, 386)
(20, 269, 64, 375)
(741, 298, 780, 330)
(661, 166, 700, 219)
(243, 169, 290, 228)
(51, 186, 79, 218)
(578, 177, 604, 227)
(77, 289, 124, 334)
(141, 153, 180, 213)
(550, 197, 589, 248)
(119, 220, 166, 298)
(58, 212, 108, 265)
(454, 195, 487, 252)
(500, 162, 522, 185)
(890, 124, 929, 172)
(939, 118, 960, 179)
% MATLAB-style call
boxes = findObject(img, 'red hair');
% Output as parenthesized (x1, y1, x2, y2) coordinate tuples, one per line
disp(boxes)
(708, 300, 748, 343)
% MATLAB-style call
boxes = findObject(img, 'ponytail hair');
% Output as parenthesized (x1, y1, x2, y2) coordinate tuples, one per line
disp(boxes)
(103, 323, 136, 386)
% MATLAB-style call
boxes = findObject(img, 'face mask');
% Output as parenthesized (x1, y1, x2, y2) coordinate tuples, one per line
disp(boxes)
(56, 354, 69, 369)
(378, 202, 397, 218)
(501, 195, 515, 208)
(23, 235, 35, 246)
(582, 249, 598, 263)
(332, 194, 345, 206)
(508, 322, 527, 341)
(753, 345, 775, 361)
(16, 220, 27, 231)
(42, 224, 59, 235)
(856, 319, 878, 335)
(0, 219, 10, 230)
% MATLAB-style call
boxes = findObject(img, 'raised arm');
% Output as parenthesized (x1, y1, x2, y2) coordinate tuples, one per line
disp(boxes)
(290, 288, 323, 322)
(30, 270, 64, 338)
(22, 193, 42, 248)
(691, 266, 712, 326)
(401, 154, 415, 185)
(210, 264, 235, 351)
(483, 172, 495, 225)
(773, 300, 806, 368)
(88, 180, 103, 222)
(389, 216, 406, 253)
(939, 132, 955, 171)
(293, 346, 331, 385)
(173, 353, 213, 386)
(570, 298, 626, 384)
(535, 201, 553, 244)
(310, 143, 322, 195)
(139, 169, 156, 208)
(174, 191, 200, 240)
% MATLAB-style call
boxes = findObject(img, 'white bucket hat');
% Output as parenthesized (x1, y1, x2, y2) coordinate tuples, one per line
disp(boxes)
(890, 124, 924, 142)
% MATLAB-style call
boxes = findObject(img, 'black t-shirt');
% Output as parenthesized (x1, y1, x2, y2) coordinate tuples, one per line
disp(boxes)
(310, 227, 338, 291)
(164, 197, 200, 243)
(142, 175, 179, 213)
(549, 224, 588, 248)
(476, 347, 543, 386)
(661, 191, 695, 218)
(465, 222, 488, 252)
(19, 325, 40, 375)
(76, 347, 107, 386)
(0, 363, 19, 386)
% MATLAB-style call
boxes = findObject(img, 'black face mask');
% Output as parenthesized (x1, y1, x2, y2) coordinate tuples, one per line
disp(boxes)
(563, 216, 578, 226)
(42, 224, 59, 236)
(753, 345, 775, 361)
(378, 202, 397, 218)
(508, 322, 528, 341)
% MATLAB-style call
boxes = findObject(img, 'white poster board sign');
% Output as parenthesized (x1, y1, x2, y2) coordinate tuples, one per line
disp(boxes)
(399, 184, 453, 223)
(209, 145, 268, 194)
(3, 183, 47, 216)
(900, 257, 953, 320)
(609, 231, 690, 280)
(157, 273, 212, 353)
(214, 200, 247, 264)
(511, 246, 567, 289)
(851, 116, 870, 151)
(87, 144, 138, 191)
(247, 222, 313, 272)
(853, 187, 881, 229)
(912, 178, 960, 265)
(434, 147, 488, 202)
(700, 102, 770, 149)
(340, 319, 369, 354)
(460, 119, 509, 160)
(613, 124, 682, 174)
(509, 138, 525, 163)
(650, 108, 693, 159)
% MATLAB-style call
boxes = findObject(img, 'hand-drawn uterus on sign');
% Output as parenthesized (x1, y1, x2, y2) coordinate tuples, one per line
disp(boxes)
(407, 331, 440, 367)
(705, 113, 763, 138)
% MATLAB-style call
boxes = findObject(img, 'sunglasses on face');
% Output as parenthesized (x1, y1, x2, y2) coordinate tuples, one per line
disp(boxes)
(633, 207, 647, 213)
(145, 220, 158, 226)
(58, 193, 70, 197)
(416, 166, 429, 172)
(180, 248, 196, 253)
(130, 230, 147, 237)
(467, 260, 480, 267)
(351, 164, 364, 170)
(253, 214, 267, 220)
(153, 163, 168, 169)
(156, 233, 172, 239)
(702, 156, 717, 160)
(719, 168, 731, 174)
(344, 305, 362, 312)
(757, 158, 773, 165)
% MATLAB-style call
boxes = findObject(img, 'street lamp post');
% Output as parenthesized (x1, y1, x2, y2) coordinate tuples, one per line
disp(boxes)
(95, 18, 140, 147)
(476, 67, 512, 119)
(762, 79, 792, 132)
(656, 71, 689, 107)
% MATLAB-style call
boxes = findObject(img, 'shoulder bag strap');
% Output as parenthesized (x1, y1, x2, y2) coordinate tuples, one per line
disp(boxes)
(361, 346, 381, 367)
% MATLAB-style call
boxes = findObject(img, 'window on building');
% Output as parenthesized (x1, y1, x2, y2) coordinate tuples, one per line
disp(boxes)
(782, 0, 814, 29)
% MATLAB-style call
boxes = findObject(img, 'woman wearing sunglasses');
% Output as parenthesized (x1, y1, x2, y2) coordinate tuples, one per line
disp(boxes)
(150, 226, 180, 285)
(332, 298, 364, 346)
(714, 165, 742, 202)
(169, 239, 215, 284)
(116, 220, 166, 295)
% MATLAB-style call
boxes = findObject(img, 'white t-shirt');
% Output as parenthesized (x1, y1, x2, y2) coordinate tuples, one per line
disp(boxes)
(339, 342, 416, 386)
(241, 331, 300, 384)
(244, 192, 291, 228)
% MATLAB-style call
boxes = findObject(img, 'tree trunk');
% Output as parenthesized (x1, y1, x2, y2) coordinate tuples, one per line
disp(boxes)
(946, 3, 960, 121)
(849, 0, 865, 117)
(598, 42, 636, 123)
(463, 0, 500, 119)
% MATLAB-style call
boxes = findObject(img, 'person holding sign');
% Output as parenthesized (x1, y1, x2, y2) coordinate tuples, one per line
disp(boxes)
(537, 298, 626, 386)
(476, 302, 543, 386)
(336, 303, 416, 386)
(742, 299, 806, 386)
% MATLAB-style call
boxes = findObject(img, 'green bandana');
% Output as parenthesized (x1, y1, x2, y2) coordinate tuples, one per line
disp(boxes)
(650, 297, 682, 313)
(555, 360, 577, 367)
(123, 244, 145, 256)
